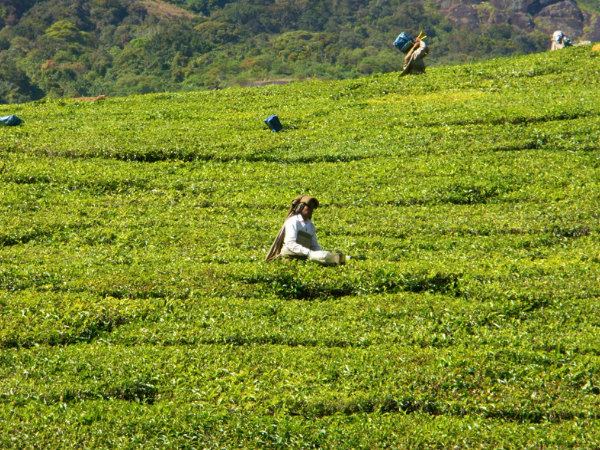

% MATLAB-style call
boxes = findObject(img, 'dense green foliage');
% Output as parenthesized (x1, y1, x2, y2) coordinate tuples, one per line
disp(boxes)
(579, 0, 600, 14)
(1, 46, 600, 447)
(0, 0, 553, 104)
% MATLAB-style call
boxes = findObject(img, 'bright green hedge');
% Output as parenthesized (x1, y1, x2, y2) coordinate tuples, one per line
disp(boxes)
(1, 46, 600, 448)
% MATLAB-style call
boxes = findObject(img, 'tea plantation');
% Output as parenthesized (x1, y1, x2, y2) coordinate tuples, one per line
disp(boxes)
(1, 45, 599, 448)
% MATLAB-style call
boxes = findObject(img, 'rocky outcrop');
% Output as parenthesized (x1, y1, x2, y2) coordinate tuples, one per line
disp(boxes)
(0, 0, 38, 27)
(533, 1, 584, 37)
(436, 0, 597, 42)
(442, 4, 480, 28)
(583, 11, 600, 42)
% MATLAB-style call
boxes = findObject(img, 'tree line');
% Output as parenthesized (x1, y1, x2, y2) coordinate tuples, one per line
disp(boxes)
(0, 0, 548, 103)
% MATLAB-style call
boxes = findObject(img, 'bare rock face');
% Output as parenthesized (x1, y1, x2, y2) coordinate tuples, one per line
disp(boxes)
(508, 12, 535, 30)
(583, 11, 600, 42)
(444, 4, 481, 28)
(480, 7, 534, 30)
(533, 1, 584, 37)
(488, 0, 531, 11)
(487, 0, 576, 15)
(0, 0, 37, 26)
(435, 0, 595, 41)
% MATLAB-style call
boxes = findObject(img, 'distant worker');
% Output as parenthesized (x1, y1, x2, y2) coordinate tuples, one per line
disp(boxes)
(396, 31, 428, 76)
(266, 195, 348, 265)
(551, 30, 572, 50)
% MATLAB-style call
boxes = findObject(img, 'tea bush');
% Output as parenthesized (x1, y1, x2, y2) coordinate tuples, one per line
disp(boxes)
(1, 45, 600, 447)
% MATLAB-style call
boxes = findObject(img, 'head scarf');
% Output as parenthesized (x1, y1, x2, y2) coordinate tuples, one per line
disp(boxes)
(292, 195, 319, 214)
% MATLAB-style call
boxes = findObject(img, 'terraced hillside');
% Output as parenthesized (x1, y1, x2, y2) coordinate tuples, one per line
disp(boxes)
(1, 45, 600, 447)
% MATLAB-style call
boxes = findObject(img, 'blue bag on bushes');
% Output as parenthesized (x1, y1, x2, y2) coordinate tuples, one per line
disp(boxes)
(0, 115, 23, 126)
(264, 115, 283, 132)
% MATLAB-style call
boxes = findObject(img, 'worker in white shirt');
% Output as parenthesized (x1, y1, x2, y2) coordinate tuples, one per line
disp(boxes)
(280, 196, 322, 260)
(551, 30, 572, 50)
(266, 195, 348, 265)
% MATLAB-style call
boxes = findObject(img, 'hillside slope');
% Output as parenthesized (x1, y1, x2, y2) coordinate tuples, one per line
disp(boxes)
(1, 0, 598, 103)
(1, 46, 600, 447)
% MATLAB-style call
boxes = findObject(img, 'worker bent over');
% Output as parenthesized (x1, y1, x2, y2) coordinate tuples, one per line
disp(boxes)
(402, 37, 428, 75)
(551, 30, 571, 50)
(266, 195, 347, 265)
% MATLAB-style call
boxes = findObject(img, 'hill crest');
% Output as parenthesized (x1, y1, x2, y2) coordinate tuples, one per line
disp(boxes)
(0, 0, 598, 104)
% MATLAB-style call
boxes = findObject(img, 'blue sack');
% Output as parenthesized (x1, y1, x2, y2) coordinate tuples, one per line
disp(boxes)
(0, 115, 23, 126)
(394, 32, 414, 53)
(264, 114, 282, 132)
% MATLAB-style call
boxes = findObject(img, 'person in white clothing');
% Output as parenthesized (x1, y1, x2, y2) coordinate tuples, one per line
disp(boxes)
(551, 30, 571, 50)
(280, 197, 322, 259)
(265, 195, 348, 265)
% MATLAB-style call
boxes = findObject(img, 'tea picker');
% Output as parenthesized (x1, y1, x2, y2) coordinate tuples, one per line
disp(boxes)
(394, 31, 429, 76)
(550, 30, 572, 51)
(266, 195, 349, 265)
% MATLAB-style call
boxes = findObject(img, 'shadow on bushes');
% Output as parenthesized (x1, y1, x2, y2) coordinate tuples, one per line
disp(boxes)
(241, 268, 460, 300)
